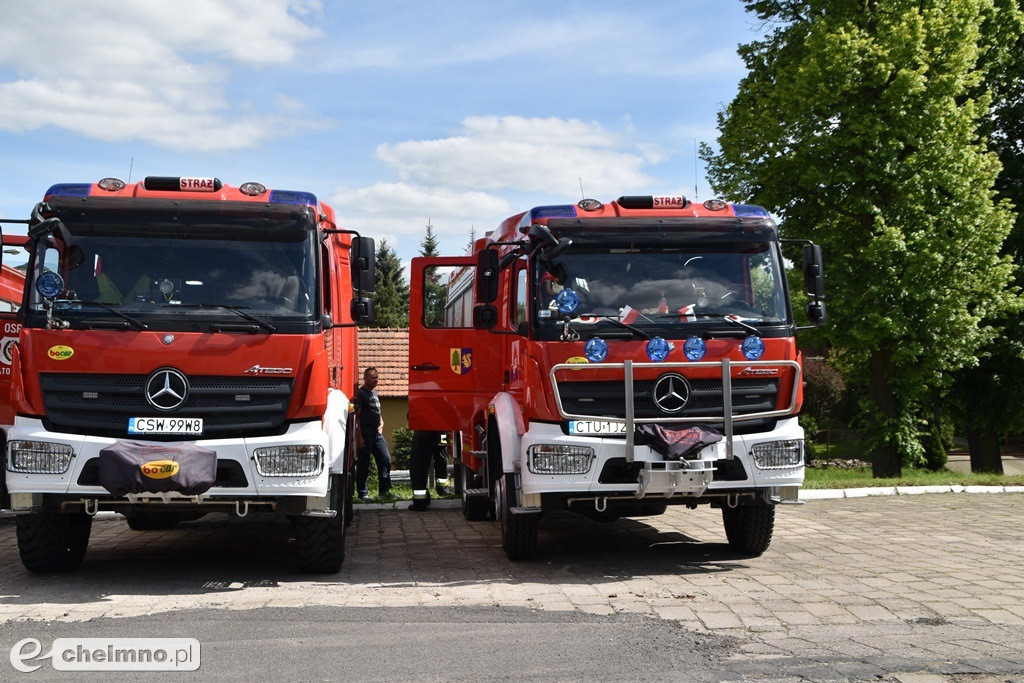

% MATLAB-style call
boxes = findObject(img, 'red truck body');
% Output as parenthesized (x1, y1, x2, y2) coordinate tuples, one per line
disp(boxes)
(0, 176, 374, 573)
(409, 195, 825, 559)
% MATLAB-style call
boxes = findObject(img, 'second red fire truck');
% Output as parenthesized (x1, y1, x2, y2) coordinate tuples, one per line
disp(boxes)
(409, 195, 825, 559)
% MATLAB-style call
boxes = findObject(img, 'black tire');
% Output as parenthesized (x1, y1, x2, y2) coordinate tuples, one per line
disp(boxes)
(497, 473, 538, 560)
(460, 463, 490, 521)
(16, 509, 92, 573)
(125, 510, 186, 530)
(722, 499, 775, 556)
(294, 477, 346, 573)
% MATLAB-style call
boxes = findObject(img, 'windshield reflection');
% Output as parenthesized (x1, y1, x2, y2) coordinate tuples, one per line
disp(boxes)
(30, 229, 316, 318)
(535, 241, 787, 326)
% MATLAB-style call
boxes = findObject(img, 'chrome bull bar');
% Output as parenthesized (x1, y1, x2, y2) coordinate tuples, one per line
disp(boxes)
(549, 359, 802, 462)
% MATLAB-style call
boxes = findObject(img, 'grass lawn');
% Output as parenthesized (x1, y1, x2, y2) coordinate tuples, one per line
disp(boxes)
(804, 466, 1024, 489)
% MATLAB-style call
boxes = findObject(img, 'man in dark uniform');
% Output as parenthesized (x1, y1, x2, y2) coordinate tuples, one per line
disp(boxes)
(355, 367, 393, 501)
(408, 430, 451, 511)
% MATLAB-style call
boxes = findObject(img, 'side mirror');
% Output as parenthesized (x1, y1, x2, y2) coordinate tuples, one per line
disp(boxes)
(475, 249, 499, 303)
(351, 236, 376, 294)
(28, 216, 63, 240)
(545, 237, 572, 260)
(473, 304, 498, 330)
(525, 224, 557, 254)
(802, 244, 824, 299)
(350, 297, 375, 324)
(805, 300, 827, 325)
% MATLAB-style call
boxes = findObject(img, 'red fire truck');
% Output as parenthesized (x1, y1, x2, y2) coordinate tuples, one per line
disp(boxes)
(0, 176, 375, 573)
(0, 237, 28, 429)
(409, 195, 825, 559)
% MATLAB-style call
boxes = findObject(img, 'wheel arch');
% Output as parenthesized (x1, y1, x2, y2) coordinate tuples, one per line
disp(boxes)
(487, 392, 525, 475)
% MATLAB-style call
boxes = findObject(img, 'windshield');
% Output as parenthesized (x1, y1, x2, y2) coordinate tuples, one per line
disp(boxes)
(28, 224, 318, 327)
(534, 240, 789, 332)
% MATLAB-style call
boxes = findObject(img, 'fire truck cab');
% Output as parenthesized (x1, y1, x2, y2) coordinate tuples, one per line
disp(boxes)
(409, 195, 825, 560)
(0, 176, 375, 573)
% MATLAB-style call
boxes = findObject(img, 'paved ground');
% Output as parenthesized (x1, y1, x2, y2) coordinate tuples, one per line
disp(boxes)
(0, 493, 1022, 681)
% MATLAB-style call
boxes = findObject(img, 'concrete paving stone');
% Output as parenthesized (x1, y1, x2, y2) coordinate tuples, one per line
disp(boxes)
(697, 610, 743, 629)
(973, 609, 1024, 624)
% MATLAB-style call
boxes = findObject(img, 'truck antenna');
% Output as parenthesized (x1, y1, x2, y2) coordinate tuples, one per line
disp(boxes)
(693, 138, 698, 200)
(128, 156, 134, 184)
(579, 177, 585, 200)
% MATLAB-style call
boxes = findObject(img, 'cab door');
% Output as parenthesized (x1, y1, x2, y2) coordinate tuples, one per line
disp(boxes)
(408, 256, 505, 431)
(0, 235, 27, 428)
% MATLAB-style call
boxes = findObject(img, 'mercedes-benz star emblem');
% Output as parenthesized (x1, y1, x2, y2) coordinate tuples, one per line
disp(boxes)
(145, 368, 189, 412)
(652, 373, 690, 414)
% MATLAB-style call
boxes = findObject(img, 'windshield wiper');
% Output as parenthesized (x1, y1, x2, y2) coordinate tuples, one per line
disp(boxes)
(60, 301, 149, 330)
(580, 315, 650, 339)
(657, 312, 762, 336)
(162, 303, 277, 333)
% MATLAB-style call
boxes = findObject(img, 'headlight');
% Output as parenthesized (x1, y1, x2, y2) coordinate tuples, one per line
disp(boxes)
(528, 444, 594, 475)
(8, 441, 74, 474)
(750, 440, 803, 469)
(253, 445, 324, 476)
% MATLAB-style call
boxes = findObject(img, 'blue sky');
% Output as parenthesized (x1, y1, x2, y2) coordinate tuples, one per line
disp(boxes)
(0, 0, 766, 268)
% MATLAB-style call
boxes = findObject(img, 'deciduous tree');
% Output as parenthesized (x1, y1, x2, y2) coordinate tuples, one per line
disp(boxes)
(703, 0, 1020, 476)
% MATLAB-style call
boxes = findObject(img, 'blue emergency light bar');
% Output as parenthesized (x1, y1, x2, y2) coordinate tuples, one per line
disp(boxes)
(529, 205, 577, 220)
(268, 190, 318, 207)
(44, 184, 92, 198)
(733, 204, 770, 218)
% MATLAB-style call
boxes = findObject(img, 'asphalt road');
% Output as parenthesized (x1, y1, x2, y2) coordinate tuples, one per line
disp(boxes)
(0, 492, 1022, 682)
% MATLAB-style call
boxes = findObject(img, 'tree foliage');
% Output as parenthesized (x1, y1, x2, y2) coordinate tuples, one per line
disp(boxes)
(947, 0, 1024, 472)
(368, 238, 409, 328)
(703, 0, 1021, 476)
(420, 221, 447, 327)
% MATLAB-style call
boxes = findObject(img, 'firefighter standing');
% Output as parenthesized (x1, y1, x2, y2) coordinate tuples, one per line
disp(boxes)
(408, 430, 451, 511)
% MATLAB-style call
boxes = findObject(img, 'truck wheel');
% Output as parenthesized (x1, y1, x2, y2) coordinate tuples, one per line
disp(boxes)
(460, 464, 490, 521)
(15, 509, 92, 573)
(721, 499, 775, 556)
(294, 479, 346, 573)
(497, 473, 538, 561)
(125, 510, 186, 530)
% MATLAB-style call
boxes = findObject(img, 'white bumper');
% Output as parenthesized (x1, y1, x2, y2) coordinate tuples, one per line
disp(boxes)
(518, 416, 804, 498)
(4, 416, 336, 501)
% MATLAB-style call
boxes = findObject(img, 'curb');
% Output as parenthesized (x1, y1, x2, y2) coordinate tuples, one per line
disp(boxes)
(800, 484, 1024, 500)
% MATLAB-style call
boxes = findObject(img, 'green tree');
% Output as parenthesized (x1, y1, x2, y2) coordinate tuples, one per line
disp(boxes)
(420, 220, 447, 327)
(948, 0, 1024, 473)
(703, 0, 1020, 477)
(369, 238, 409, 328)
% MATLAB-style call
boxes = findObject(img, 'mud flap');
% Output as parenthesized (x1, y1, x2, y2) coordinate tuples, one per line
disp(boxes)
(99, 441, 217, 497)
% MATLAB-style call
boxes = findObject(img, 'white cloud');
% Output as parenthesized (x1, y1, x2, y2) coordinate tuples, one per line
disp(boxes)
(0, 0, 322, 152)
(330, 182, 512, 253)
(376, 115, 658, 197)
(333, 116, 669, 263)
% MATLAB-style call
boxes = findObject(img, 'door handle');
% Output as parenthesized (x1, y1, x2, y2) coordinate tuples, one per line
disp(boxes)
(411, 362, 440, 371)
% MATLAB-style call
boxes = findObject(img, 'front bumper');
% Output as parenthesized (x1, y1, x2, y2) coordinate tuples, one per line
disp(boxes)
(519, 416, 804, 499)
(4, 416, 334, 510)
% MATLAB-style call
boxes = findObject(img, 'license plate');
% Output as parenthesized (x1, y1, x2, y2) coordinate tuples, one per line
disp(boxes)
(128, 417, 204, 436)
(569, 420, 627, 436)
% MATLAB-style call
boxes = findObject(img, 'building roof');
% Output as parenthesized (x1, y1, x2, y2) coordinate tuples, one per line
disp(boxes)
(357, 327, 409, 397)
